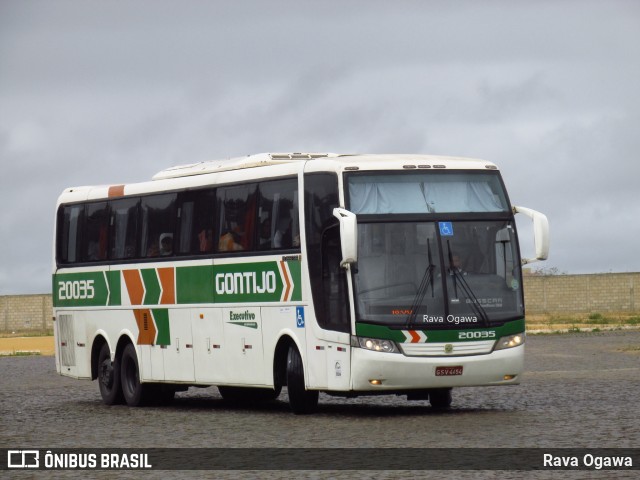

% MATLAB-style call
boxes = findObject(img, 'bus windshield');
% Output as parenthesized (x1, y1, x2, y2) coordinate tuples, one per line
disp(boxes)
(348, 171, 509, 214)
(353, 221, 524, 328)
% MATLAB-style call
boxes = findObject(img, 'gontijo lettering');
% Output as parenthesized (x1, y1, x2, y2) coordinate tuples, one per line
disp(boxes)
(215, 271, 277, 295)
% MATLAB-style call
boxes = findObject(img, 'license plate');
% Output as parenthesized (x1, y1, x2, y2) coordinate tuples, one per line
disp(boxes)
(435, 366, 463, 376)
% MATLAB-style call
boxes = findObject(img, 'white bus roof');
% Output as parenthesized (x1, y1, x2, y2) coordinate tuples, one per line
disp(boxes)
(152, 152, 497, 181)
(57, 153, 499, 204)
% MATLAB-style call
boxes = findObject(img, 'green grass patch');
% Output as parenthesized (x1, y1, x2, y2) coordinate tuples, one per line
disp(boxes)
(586, 313, 610, 324)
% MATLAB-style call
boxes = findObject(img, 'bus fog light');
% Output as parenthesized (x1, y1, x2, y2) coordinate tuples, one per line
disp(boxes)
(369, 379, 383, 385)
(351, 336, 398, 353)
(494, 333, 525, 351)
(503, 375, 517, 381)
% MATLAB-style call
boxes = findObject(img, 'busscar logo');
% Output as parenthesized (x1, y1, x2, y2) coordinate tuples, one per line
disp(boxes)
(8, 450, 39, 469)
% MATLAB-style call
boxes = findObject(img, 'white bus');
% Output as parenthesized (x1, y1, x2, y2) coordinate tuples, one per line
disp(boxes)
(53, 153, 549, 413)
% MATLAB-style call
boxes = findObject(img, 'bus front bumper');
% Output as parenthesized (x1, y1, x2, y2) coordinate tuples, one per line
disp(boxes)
(350, 344, 524, 391)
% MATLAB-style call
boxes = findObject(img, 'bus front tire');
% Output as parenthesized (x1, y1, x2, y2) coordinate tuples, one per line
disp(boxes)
(286, 345, 319, 414)
(97, 343, 123, 405)
(120, 343, 150, 407)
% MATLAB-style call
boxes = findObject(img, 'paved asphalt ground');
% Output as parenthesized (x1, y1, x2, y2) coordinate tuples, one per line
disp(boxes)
(1, 331, 639, 479)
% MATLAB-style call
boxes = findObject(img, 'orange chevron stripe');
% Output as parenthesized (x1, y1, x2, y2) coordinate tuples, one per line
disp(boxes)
(122, 269, 144, 305)
(157, 267, 175, 305)
(409, 330, 421, 343)
(134, 309, 156, 345)
(280, 261, 291, 301)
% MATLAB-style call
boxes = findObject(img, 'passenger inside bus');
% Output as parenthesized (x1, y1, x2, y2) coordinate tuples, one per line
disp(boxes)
(198, 229, 213, 253)
(219, 228, 244, 251)
(159, 234, 173, 256)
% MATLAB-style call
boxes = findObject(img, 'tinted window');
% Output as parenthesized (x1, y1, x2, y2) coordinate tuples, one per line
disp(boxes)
(217, 184, 257, 252)
(57, 204, 84, 264)
(109, 198, 139, 260)
(177, 189, 216, 255)
(140, 193, 177, 258)
(82, 202, 109, 262)
(258, 178, 299, 250)
(304, 173, 349, 332)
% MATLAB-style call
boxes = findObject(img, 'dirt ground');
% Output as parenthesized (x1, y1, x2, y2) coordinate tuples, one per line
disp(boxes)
(0, 336, 55, 356)
(1, 320, 638, 357)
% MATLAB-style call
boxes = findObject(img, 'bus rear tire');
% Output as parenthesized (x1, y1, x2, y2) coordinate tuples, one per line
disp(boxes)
(120, 343, 150, 407)
(97, 343, 123, 405)
(429, 388, 452, 409)
(286, 345, 318, 414)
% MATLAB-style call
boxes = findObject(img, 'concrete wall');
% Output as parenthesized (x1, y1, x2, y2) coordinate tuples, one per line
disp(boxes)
(2, 272, 640, 332)
(523, 272, 640, 315)
(1, 294, 53, 333)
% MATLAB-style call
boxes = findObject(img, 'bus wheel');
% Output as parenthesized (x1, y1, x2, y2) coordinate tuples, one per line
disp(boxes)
(97, 343, 123, 405)
(429, 388, 452, 409)
(286, 345, 319, 414)
(120, 343, 149, 407)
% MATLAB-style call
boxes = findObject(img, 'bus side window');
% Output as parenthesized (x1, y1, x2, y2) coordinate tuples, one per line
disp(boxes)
(109, 198, 140, 260)
(321, 225, 351, 332)
(305, 172, 350, 333)
(140, 193, 177, 258)
(57, 204, 84, 265)
(217, 184, 257, 252)
(83, 202, 109, 262)
(258, 178, 299, 251)
(176, 188, 216, 255)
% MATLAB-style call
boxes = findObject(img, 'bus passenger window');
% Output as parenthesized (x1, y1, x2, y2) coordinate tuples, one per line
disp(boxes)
(83, 202, 109, 262)
(140, 193, 177, 259)
(258, 178, 299, 251)
(177, 188, 215, 255)
(57, 204, 84, 264)
(217, 184, 257, 252)
(109, 198, 139, 260)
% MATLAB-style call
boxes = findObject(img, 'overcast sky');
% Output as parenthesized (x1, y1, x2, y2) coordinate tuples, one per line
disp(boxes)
(1, 0, 639, 294)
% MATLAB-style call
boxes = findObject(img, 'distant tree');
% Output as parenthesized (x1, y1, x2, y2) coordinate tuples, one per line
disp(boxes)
(529, 266, 566, 276)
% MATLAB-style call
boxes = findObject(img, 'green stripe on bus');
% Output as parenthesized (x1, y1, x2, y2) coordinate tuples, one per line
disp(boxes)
(287, 259, 302, 301)
(108, 270, 121, 306)
(53, 271, 109, 307)
(176, 265, 213, 304)
(141, 268, 161, 305)
(152, 309, 170, 346)
(54, 258, 303, 307)
(355, 318, 525, 343)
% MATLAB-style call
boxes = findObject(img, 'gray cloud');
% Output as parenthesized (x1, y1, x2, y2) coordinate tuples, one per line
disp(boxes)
(1, 0, 639, 293)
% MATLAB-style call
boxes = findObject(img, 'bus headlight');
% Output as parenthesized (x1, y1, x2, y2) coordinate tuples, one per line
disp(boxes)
(494, 333, 525, 351)
(351, 336, 398, 353)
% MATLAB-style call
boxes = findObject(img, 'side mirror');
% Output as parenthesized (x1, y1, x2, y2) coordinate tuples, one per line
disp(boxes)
(513, 206, 549, 264)
(332, 208, 358, 267)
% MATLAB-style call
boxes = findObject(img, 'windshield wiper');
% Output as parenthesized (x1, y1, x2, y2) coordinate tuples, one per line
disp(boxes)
(407, 239, 435, 328)
(447, 241, 490, 327)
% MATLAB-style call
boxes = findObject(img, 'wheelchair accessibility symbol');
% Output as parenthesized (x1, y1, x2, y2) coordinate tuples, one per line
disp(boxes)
(296, 307, 305, 328)
(439, 222, 454, 236)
